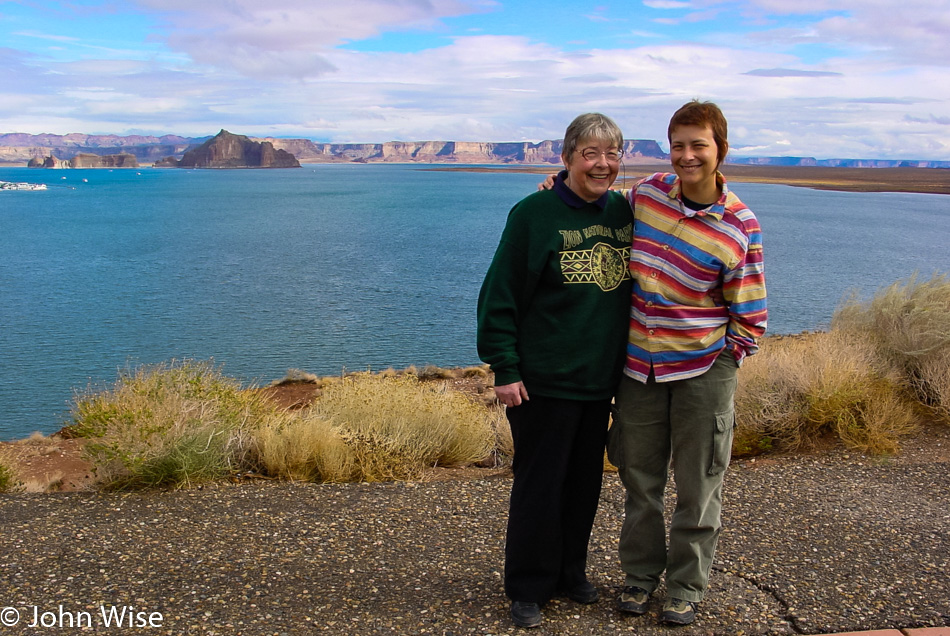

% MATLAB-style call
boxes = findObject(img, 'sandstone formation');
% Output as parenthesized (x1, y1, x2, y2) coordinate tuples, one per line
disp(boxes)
(2, 133, 197, 166)
(27, 155, 68, 169)
(170, 130, 300, 169)
(26, 153, 137, 168)
(257, 138, 667, 164)
(6, 131, 948, 168)
(69, 153, 139, 168)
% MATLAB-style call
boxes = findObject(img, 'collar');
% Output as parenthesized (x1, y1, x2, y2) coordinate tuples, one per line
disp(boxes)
(667, 171, 728, 220)
(554, 169, 610, 210)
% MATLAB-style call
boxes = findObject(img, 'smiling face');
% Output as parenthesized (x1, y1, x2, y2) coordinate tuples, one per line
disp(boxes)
(561, 137, 621, 202)
(669, 124, 724, 203)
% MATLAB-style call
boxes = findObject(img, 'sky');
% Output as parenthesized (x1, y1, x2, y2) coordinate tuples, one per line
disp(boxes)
(1, 0, 949, 160)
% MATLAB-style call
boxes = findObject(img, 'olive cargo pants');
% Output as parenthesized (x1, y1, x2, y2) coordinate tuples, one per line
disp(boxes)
(608, 351, 738, 603)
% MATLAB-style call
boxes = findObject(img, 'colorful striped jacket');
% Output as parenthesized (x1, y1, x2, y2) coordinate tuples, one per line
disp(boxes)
(624, 172, 767, 382)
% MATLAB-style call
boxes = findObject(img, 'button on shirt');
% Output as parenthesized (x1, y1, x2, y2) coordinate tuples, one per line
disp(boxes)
(624, 172, 767, 383)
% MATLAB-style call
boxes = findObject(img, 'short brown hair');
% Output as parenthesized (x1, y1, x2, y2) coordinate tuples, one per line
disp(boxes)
(668, 100, 729, 167)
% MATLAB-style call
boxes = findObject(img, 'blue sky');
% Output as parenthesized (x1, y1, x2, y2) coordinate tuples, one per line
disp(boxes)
(1, 0, 948, 159)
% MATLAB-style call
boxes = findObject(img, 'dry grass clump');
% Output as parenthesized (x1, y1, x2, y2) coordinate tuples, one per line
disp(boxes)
(310, 374, 496, 481)
(253, 412, 354, 482)
(0, 450, 22, 492)
(735, 331, 917, 456)
(270, 368, 320, 385)
(459, 365, 491, 378)
(417, 365, 457, 380)
(72, 360, 281, 489)
(832, 272, 950, 424)
(71, 361, 500, 488)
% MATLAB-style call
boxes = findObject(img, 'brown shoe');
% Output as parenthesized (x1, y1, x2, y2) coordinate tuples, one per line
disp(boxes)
(617, 586, 650, 615)
(661, 597, 697, 625)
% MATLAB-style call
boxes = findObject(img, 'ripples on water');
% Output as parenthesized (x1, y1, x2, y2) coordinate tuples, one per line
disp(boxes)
(1, 165, 948, 438)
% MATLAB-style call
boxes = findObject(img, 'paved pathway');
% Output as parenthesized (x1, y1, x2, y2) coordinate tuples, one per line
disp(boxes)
(1, 449, 948, 634)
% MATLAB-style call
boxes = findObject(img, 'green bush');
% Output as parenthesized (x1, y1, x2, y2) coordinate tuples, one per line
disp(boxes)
(72, 360, 280, 489)
(0, 454, 21, 492)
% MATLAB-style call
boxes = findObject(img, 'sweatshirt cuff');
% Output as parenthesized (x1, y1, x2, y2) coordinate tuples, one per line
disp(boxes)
(491, 368, 522, 387)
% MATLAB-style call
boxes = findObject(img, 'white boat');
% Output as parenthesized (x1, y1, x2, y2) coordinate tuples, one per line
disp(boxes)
(0, 180, 48, 191)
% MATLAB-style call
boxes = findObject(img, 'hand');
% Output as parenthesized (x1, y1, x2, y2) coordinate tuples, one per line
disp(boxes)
(536, 173, 558, 191)
(494, 382, 529, 407)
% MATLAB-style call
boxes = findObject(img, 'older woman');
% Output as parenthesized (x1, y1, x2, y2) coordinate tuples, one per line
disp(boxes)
(477, 113, 632, 629)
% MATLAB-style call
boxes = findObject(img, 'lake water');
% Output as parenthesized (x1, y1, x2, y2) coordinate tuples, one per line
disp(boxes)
(1, 165, 948, 440)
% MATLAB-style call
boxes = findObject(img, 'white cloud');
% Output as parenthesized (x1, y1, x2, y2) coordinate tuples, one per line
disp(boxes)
(1, 0, 949, 159)
(13, 31, 80, 43)
(133, 0, 484, 78)
(643, 1, 693, 8)
(736, 0, 950, 65)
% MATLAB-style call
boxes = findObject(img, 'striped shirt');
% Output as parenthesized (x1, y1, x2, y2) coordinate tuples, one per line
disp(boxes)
(624, 172, 767, 383)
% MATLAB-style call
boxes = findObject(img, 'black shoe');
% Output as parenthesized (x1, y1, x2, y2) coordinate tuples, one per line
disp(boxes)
(617, 585, 650, 615)
(560, 580, 599, 604)
(661, 597, 697, 625)
(510, 601, 542, 628)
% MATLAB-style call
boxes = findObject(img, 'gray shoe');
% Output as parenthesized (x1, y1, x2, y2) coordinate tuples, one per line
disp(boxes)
(617, 585, 650, 615)
(661, 597, 697, 625)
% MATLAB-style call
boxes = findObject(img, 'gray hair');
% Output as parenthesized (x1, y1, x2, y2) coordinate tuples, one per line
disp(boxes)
(561, 113, 624, 160)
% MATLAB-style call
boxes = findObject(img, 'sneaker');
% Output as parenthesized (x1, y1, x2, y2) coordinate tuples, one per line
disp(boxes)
(510, 601, 542, 628)
(661, 597, 697, 625)
(559, 580, 599, 604)
(617, 585, 650, 615)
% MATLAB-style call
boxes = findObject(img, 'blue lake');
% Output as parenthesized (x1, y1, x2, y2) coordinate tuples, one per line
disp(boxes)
(1, 165, 949, 439)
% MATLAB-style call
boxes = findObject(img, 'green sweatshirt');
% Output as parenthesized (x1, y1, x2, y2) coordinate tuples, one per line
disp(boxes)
(477, 183, 633, 401)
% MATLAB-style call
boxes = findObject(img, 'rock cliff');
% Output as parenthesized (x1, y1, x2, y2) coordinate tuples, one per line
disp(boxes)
(9, 131, 947, 168)
(171, 130, 300, 168)
(69, 153, 139, 168)
(2, 133, 198, 166)
(257, 138, 666, 164)
(27, 153, 138, 168)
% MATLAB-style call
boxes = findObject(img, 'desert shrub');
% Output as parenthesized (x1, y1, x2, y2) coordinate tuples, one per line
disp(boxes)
(477, 405, 515, 469)
(71, 360, 282, 489)
(460, 365, 490, 378)
(735, 331, 917, 455)
(253, 412, 354, 482)
(310, 374, 496, 481)
(417, 365, 456, 380)
(270, 368, 319, 386)
(917, 355, 950, 423)
(832, 272, 950, 422)
(0, 452, 21, 492)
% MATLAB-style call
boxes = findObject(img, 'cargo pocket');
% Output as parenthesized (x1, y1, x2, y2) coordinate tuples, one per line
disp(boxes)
(708, 410, 735, 476)
(606, 406, 624, 470)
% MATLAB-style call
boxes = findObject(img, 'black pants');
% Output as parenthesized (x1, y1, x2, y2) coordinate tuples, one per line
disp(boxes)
(504, 395, 610, 604)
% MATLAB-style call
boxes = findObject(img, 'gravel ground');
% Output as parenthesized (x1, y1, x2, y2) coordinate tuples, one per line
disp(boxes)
(1, 451, 948, 635)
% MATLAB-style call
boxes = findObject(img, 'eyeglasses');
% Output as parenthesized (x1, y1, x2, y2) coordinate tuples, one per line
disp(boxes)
(576, 148, 624, 163)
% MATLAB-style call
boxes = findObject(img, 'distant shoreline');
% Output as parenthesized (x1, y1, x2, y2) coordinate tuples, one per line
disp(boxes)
(4, 161, 949, 195)
(428, 162, 950, 195)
